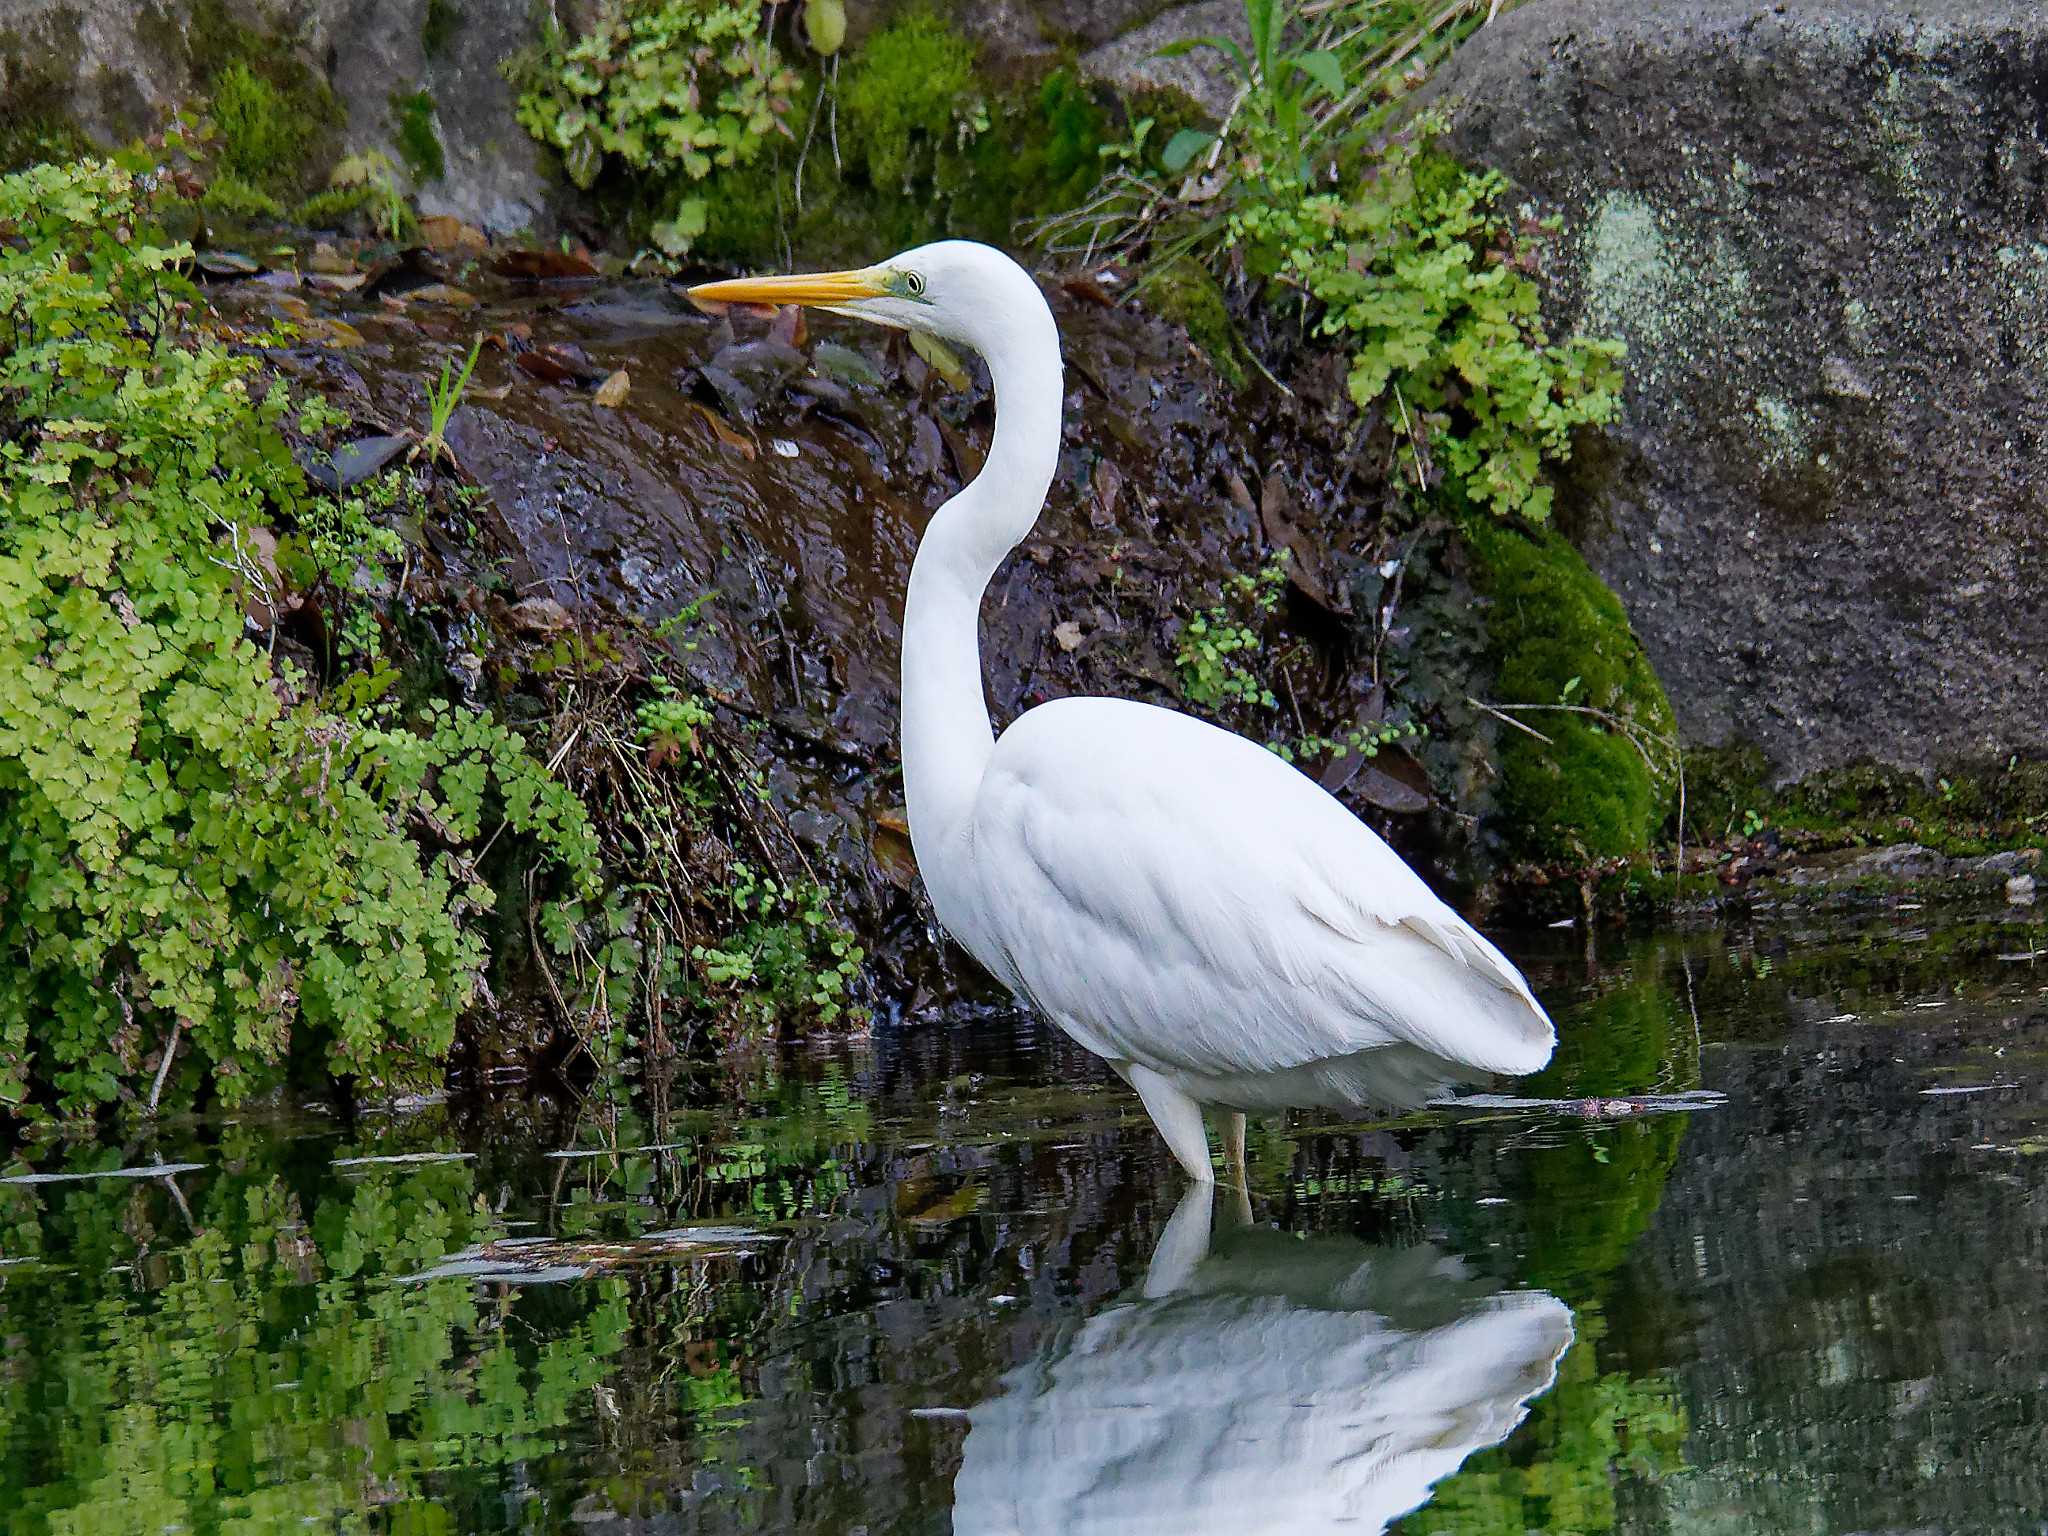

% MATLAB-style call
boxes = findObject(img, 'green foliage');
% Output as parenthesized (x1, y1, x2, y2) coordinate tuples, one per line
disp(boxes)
(1465, 518, 1677, 864)
(211, 61, 316, 190)
(0, 158, 598, 1117)
(1416, 1316, 1686, 1535)
(197, 168, 283, 221)
(1236, 123, 1624, 521)
(837, 7, 981, 188)
(1176, 554, 1288, 711)
(293, 180, 375, 229)
(422, 334, 482, 464)
(0, 1139, 630, 1531)
(695, 863, 866, 1028)
(394, 89, 446, 182)
(274, 468, 414, 667)
(507, 0, 796, 253)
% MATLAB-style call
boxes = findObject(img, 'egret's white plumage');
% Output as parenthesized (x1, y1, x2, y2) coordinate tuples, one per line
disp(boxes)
(690, 241, 1555, 1181)
(952, 1187, 1575, 1535)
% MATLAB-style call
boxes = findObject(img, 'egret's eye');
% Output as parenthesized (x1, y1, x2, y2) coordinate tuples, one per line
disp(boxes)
(903, 270, 927, 298)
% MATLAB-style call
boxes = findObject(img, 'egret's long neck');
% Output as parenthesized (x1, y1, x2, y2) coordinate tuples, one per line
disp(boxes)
(899, 304, 1062, 857)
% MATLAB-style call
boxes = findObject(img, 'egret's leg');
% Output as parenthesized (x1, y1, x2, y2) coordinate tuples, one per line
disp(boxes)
(1127, 1063, 1215, 1183)
(1222, 1111, 1247, 1186)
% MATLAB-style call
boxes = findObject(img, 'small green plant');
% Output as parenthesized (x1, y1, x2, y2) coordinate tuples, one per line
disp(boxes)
(1175, 554, 1289, 710)
(506, 0, 797, 254)
(1239, 121, 1624, 520)
(276, 470, 415, 667)
(210, 61, 313, 187)
(328, 150, 414, 239)
(694, 865, 865, 1029)
(393, 89, 445, 183)
(199, 170, 284, 221)
(421, 336, 482, 465)
(636, 672, 714, 760)
(0, 156, 598, 1117)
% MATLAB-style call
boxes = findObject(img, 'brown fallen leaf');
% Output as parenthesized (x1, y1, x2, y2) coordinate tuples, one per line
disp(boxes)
(687, 293, 779, 321)
(491, 246, 601, 280)
(483, 321, 534, 350)
(1091, 457, 1124, 527)
(1225, 468, 1256, 515)
(418, 214, 488, 253)
(909, 329, 971, 390)
(593, 369, 631, 408)
(509, 596, 574, 635)
(515, 345, 603, 386)
(407, 283, 478, 307)
(1060, 272, 1117, 308)
(305, 317, 366, 349)
(308, 242, 356, 275)
(1259, 473, 1349, 616)
(684, 401, 757, 459)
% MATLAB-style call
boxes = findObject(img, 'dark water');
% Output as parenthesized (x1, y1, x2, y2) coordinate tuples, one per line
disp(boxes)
(3, 909, 2046, 1534)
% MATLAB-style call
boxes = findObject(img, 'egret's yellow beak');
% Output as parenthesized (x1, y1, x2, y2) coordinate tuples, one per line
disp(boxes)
(687, 267, 885, 313)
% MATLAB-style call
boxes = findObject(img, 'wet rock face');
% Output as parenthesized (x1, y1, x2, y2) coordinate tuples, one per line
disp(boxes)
(1434, 0, 2048, 783)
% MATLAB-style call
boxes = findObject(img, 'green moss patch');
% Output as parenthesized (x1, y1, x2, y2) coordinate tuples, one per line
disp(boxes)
(1466, 518, 1677, 865)
(0, 42, 92, 173)
(1142, 256, 1246, 387)
(192, 0, 343, 197)
(394, 90, 445, 183)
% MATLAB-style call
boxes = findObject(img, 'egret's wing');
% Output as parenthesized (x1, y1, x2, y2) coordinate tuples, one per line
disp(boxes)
(969, 698, 1552, 1082)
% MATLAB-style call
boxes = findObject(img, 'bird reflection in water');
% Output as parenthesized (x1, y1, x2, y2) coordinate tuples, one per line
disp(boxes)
(951, 1187, 1573, 1535)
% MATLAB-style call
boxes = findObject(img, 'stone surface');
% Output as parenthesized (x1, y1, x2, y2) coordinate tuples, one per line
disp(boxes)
(1433, 0, 2048, 783)
(1078, 0, 1248, 120)
(3, 0, 554, 233)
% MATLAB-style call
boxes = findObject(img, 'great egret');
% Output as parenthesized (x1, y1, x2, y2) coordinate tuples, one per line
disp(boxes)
(689, 241, 1555, 1182)
(951, 1186, 1575, 1534)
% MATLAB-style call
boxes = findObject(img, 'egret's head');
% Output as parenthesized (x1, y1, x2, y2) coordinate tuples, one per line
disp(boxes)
(686, 239, 1049, 365)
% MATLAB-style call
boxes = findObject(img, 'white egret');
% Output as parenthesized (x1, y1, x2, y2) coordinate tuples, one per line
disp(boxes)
(951, 1186, 1575, 1535)
(689, 241, 1554, 1182)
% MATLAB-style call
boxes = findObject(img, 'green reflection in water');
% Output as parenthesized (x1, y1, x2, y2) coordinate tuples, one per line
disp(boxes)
(0, 1129, 626, 1534)
(1411, 947, 1698, 1532)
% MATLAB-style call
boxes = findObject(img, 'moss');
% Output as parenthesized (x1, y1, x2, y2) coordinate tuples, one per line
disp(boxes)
(837, 8, 979, 188)
(393, 90, 445, 183)
(295, 182, 375, 230)
(683, 32, 1113, 268)
(1143, 256, 1246, 388)
(1687, 743, 2048, 858)
(422, 0, 462, 57)
(1465, 518, 1677, 865)
(0, 38, 92, 172)
(199, 169, 284, 221)
(191, 0, 343, 196)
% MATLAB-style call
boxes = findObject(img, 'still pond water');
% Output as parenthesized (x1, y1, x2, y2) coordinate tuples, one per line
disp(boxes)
(2, 908, 2045, 1534)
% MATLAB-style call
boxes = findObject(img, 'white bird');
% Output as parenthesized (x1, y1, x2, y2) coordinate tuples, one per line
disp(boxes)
(951, 1186, 1575, 1535)
(690, 241, 1555, 1182)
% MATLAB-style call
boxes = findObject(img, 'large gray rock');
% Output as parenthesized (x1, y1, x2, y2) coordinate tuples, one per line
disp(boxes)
(1, 0, 554, 233)
(1435, 0, 2048, 782)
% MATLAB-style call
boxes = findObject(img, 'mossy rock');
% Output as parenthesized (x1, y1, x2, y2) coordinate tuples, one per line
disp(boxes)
(1143, 256, 1246, 388)
(0, 43, 91, 173)
(1465, 517, 1677, 865)
(190, 0, 344, 197)
(557, 8, 1112, 269)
